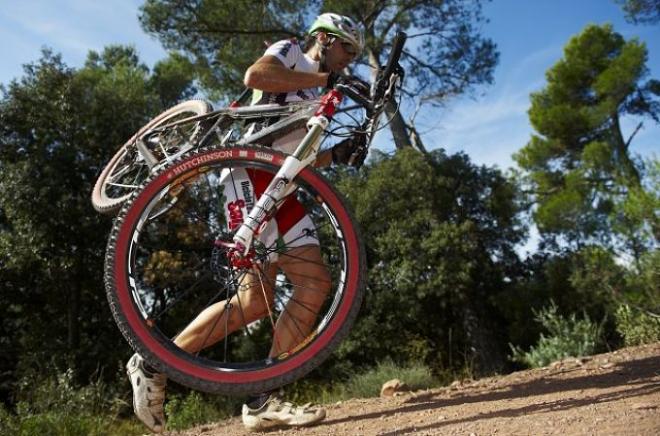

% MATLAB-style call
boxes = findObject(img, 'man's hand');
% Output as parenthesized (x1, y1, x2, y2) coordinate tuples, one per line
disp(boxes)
(326, 73, 370, 97)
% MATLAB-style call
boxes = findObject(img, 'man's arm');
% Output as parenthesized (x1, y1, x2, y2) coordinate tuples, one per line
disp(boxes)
(244, 56, 330, 93)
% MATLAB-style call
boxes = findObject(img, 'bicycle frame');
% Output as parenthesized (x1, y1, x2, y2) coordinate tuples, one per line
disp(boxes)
(136, 31, 407, 258)
(232, 90, 344, 255)
(136, 100, 320, 172)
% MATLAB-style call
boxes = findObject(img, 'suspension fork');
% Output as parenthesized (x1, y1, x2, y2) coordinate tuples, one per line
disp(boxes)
(232, 90, 343, 255)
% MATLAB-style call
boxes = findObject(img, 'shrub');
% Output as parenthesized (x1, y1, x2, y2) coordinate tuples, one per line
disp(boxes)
(165, 391, 240, 431)
(3, 368, 145, 436)
(288, 360, 438, 404)
(615, 304, 660, 346)
(510, 302, 603, 368)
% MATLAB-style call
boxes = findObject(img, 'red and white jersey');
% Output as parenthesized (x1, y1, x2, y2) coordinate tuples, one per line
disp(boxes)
(249, 38, 321, 155)
(251, 38, 321, 106)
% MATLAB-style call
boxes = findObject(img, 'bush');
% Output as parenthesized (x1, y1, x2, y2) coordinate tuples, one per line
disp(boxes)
(615, 304, 660, 346)
(165, 391, 241, 431)
(2, 368, 145, 436)
(337, 360, 437, 399)
(288, 360, 438, 404)
(510, 302, 603, 368)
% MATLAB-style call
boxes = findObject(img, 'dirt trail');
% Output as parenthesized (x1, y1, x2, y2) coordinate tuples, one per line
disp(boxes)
(170, 342, 660, 435)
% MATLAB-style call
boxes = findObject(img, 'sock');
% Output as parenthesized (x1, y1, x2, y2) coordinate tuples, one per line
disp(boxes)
(143, 361, 159, 374)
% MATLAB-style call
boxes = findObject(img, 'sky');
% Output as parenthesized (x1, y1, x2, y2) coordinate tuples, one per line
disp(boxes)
(1, 0, 658, 252)
(1, 0, 657, 166)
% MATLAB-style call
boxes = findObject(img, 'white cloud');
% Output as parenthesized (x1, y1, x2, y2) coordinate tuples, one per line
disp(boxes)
(406, 44, 564, 170)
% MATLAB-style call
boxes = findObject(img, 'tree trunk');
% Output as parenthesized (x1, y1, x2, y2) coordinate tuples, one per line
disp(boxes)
(611, 115, 642, 189)
(385, 101, 413, 149)
(462, 301, 507, 375)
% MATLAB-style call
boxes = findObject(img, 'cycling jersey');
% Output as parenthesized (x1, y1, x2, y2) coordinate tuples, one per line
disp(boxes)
(234, 38, 323, 257)
(250, 38, 322, 155)
(251, 39, 321, 106)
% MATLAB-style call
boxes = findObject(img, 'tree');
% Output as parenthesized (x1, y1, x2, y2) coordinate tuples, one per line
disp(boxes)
(514, 24, 660, 253)
(331, 148, 524, 375)
(0, 46, 195, 399)
(616, 0, 660, 25)
(138, 0, 498, 150)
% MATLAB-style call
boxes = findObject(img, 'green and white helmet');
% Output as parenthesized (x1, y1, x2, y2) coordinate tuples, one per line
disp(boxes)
(308, 13, 365, 55)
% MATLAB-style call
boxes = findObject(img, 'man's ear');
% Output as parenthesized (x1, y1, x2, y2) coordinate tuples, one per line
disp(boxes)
(316, 31, 330, 46)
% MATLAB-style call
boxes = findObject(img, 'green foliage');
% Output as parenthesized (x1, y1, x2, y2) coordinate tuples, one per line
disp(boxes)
(139, 0, 316, 99)
(139, 0, 498, 104)
(615, 304, 660, 346)
(611, 157, 660, 254)
(334, 360, 437, 399)
(616, 0, 660, 25)
(331, 148, 524, 375)
(515, 23, 659, 250)
(0, 45, 194, 403)
(0, 369, 144, 436)
(288, 360, 438, 404)
(164, 391, 239, 431)
(510, 303, 603, 368)
(613, 248, 660, 345)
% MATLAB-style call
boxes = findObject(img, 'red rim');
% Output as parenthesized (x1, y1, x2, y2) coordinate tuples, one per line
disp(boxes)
(112, 147, 361, 384)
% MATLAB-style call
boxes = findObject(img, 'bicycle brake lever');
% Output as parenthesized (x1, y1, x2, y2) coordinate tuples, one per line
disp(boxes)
(335, 83, 373, 112)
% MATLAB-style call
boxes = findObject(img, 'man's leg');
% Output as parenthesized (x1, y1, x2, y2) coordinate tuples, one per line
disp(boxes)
(129, 262, 278, 433)
(242, 245, 331, 431)
(174, 262, 279, 352)
(269, 245, 332, 357)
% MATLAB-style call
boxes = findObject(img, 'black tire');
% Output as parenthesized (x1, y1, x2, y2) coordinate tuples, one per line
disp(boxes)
(104, 145, 366, 395)
(92, 99, 213, 214)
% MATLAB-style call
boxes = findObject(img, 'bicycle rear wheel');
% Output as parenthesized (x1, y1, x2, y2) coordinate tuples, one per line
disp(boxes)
(105, 146, 365, 395)
(92, 99, 212, 214)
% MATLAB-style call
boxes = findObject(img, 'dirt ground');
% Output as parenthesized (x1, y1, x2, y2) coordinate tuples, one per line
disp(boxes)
(169, 342, 660, 436)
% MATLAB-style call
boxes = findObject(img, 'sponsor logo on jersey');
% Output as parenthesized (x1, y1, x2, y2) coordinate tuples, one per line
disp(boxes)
(227, 199, 245, 230)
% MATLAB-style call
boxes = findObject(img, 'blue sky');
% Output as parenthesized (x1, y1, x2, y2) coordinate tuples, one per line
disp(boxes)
(1, 0, 657, 171)
(1, 1, 657, 254)
(414, 0, 660, 170)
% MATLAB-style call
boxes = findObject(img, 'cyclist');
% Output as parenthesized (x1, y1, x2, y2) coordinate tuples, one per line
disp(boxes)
(126, 12, 366, 433)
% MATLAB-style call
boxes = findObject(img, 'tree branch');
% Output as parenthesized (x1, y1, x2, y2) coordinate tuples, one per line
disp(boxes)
(625, 121, 644, 149)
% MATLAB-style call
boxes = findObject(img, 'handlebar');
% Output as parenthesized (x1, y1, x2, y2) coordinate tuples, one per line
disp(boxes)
(334, 31, 407, 113)
(340, 31, 407, 168)
(380, 31, 407, 88)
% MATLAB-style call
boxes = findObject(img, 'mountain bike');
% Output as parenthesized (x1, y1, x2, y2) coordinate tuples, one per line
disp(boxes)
(92, 80, 343, 214)
(104, 32, 407, 395)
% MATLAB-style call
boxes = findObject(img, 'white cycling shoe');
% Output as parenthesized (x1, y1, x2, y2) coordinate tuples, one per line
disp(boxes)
(242, 395, 326, 431)
(126, 353, 167, 433)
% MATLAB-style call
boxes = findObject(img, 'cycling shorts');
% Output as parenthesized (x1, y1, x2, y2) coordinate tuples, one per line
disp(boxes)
(219, 166, 318, 262)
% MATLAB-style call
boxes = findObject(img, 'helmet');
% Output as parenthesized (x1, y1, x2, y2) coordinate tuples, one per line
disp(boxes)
(308, 13, 364, 55)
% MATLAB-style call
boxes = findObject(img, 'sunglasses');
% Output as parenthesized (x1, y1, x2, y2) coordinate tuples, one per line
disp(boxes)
(339, 41, 358, 57)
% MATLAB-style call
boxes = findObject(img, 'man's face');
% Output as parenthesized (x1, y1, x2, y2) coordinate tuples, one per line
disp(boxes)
(321, 34, 358, 71)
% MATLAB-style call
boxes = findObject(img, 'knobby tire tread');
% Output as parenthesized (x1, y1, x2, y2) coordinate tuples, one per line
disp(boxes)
(104, 144, 366, 395)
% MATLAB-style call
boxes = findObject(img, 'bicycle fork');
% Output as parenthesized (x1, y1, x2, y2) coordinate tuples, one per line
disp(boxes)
(232, 90, 343, 256)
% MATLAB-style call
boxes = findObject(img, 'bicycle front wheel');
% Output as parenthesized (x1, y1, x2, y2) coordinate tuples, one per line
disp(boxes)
(92, 99, 212, 214)
(105, 146, 366, 395)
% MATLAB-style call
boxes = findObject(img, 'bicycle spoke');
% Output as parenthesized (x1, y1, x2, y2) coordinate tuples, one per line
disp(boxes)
(254, 263, 318, 348)
(150, 269, 214, 321)
(108, 149, 364, 393)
